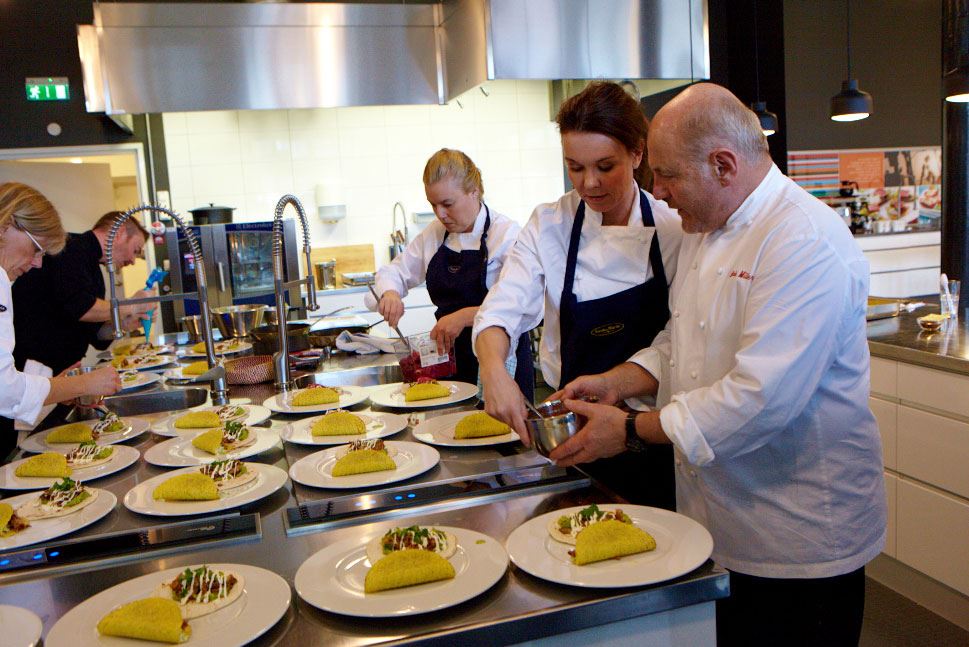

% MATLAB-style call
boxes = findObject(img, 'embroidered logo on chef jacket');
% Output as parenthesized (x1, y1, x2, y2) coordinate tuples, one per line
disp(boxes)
(729, 270, 755, 281)
(590, 322, 625, 336)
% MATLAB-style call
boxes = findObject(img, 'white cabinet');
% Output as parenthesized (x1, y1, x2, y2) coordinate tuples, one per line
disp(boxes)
(870, 356, 898, 398)
(897, 478, 969, 596)
(884, 472, 897, 558)
(870, 397, 897, 470)
(898, 363, 969, 419)
(897, 405, 969, 500)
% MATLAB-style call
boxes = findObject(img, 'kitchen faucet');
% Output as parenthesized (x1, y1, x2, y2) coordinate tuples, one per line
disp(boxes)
(271, 194, 320, 391)
(105, 205, 229, 405)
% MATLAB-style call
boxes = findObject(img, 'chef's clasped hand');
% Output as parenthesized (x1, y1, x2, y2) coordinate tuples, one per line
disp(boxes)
(548, 398, 626, 467)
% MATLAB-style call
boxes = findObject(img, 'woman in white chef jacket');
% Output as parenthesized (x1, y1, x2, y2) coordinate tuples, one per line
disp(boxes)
(473, 82, 682, 508)
(0, 183, 121, 463)
(369, 149, 534, 400)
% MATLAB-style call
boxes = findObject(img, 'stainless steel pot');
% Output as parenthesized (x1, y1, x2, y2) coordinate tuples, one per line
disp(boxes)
(179, 315, 206, 343)
(189, 203, 234, 225)
(211, 304, 267, 338)
(249, 323, 311, 355)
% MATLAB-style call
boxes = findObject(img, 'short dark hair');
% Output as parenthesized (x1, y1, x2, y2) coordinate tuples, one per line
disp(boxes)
(93, 211, 149, 241)
(556, 81, 652, 190)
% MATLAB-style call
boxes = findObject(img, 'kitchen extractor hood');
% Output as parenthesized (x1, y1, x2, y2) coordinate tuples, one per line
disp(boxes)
(78, 0, 709, 114)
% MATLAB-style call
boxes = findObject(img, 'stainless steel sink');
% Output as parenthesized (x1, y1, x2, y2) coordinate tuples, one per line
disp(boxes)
(103, 387, 208, 416)
(296, 364, 402, 388)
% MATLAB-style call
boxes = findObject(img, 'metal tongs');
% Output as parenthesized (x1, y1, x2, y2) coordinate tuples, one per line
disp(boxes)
(367, 283, 413, 352)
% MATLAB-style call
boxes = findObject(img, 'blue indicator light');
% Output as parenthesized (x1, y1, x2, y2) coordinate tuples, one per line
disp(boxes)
(32, 553, 43, 560)
(407, 493, 416, 499)
(394, 495, 403, 501)
(0, 559, 9, 566)
(49, 551, 60, 558)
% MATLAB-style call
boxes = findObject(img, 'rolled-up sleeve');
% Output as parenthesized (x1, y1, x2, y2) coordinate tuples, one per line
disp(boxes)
(472, 209, 546, 349)
(0, 331, 50, 425)
(659, 230, 848, 466)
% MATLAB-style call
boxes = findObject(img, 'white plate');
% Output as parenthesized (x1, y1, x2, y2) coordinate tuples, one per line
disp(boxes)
(368, 381, 478, 409)
(144, 428, 279, 467)
(0, 445, 140, 490)
(0, 489, 117, 551)
(0, 605, 43, 647)
(123, 463, 288, 516)
(153, 404, 273, 438)
(288, 440, 439, 489)
(279, 411, 408, 446)
(45, 563, 290, 647)
(110, 355, 177, 372)
(505, 504, 713, 588)
(296, 525, 507, 617)
(118, 371, 162, 392)
(117, 343, 177, 358)
(263, 385, 370, 414)
(412, 411, 520, 448)
(20, 417, 152, 454)
(180, 340, 253, 358)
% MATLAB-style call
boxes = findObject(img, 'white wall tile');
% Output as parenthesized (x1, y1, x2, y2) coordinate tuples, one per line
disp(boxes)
(163, 113, 188, 136)
(516, 80, 550, 95)
(239, 131, 292, 163)
(337, 106, 386, 128)
(290, 130, 341, 161)
(188, 133, 242, 166)
(288, 108, 339, 131)
(165, 134, 192, 168)
(475, 150, 522, 179)
(242, 161, 295, 195)
(167, 166, 195, 202)
(519, 122, 561, 150)
(341, 157, 389, 186)
(475, 122, 520, 152)
(337, 127, 388, 158)
(184, 111, 239, 134)
(384, 105, 431, 127)
(517, 91, 552, 121)
(473, 94, 519, 123)
(292, 159, 342, 194)
(428, 123, 477, 155)
(431, 99, 476, 125)
(386, 125, 434, 158)
(170, 194, 196, 216)
(238, 110, 290, 132)
(520, 149, 563, 177)
(192, 163, 245, 197)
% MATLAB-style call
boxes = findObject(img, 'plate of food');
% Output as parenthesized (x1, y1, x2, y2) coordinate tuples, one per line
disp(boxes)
(112, 340, 177, 357)
(412, 411, 520, 447)
(111, 354, 177, 372)
(288, 440, 439, 489)
(45, 562, 290, 647)
(263, 384, 370, 414)
(0, 444, 140, 490)
(123, 462, 288, 516)
(180, 339, 252, 358)
(505, 504, 713, 588)
(368, 381, 478, 409)
(0, 479, 117, 550)
(119, 370, 162, 392)
(144, 425, 279, 468)
(0, 605, 42, 647)
(153, 404, 272, 438)
(19, 414, 151, 453)
(296, 524, 507, 617)
(279, 410, 408, 446)
(162, 360, 219, 381)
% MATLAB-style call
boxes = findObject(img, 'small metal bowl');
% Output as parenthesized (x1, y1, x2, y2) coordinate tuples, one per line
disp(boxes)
(917, 314, 947, 332)
(526, 399, 578, 458)
(211, 304, 268, 338)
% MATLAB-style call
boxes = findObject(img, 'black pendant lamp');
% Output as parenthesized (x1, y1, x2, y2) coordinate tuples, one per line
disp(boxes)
(830, 0, 873, 121)
(748, 0, 778, 136)
(944, 66, 969, 103)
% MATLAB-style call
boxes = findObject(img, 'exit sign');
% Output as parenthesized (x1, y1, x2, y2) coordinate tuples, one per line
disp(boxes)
(25, 77, 70, 101)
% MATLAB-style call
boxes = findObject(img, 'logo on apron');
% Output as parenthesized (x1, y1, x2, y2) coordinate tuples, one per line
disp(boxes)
(448, 264, 462, 274)
(590, 322, 624, 337)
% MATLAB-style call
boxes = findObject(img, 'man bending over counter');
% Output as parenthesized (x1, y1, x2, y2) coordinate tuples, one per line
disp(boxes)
(551, 83, 886, 646)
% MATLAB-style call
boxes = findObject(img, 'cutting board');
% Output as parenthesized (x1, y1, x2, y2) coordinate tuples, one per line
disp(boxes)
(309, 244, 375, 287)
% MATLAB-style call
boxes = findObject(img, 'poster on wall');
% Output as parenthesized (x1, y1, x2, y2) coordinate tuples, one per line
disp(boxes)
(839, 152, 884, 189)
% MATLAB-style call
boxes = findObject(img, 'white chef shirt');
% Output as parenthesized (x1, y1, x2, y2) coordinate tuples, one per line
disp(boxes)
(368, 204, 521, 304)
(630, 165, 886, 579)
(473, 185, 681, 389)
(0, 267, 51, 424)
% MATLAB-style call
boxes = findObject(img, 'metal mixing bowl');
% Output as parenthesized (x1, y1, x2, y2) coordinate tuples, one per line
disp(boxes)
(211, 304, 267, 338)
(526, 399, 578, 458)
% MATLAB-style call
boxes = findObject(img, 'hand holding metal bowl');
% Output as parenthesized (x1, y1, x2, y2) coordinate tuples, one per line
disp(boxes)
(525, 396, 599, 458)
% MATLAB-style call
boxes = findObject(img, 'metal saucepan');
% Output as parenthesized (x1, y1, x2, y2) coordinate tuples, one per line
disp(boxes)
(307, 315, 373, 348)
(249, 322, 311, 355)
(211, 304, 267, 338)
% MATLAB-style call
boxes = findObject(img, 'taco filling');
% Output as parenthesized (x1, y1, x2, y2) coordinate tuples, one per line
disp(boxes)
(67, 441, 115, 467)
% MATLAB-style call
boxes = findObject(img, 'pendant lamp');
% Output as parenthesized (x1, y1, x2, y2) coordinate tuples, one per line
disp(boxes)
(944, 66, 969, 103)
(830, 0, 873, 121)
(748, 0, 778, 136)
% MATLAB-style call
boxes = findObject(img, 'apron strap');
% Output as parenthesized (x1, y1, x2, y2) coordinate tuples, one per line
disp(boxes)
(639, 191, 668, 288)
(561, 200, 586, 302)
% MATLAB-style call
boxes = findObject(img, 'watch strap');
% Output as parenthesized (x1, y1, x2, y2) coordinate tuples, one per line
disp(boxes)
(625, 412, 647, 453)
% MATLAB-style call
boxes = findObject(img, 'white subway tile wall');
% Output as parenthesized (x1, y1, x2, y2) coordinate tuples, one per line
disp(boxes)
(162, 80, 564, 263)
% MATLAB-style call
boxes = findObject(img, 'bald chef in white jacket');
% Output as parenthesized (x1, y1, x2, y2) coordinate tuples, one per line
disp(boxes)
(551, 84, 886, 646)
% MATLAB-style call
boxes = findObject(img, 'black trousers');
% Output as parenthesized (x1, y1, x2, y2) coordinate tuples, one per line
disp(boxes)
(716, 566, 866, 647)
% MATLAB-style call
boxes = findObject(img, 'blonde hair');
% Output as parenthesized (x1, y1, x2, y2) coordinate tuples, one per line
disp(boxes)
(422, 149, 484, 199)
(0, 182, 66, 255)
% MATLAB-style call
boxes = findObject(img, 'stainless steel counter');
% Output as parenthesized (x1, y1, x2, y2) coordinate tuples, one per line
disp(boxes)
(868, 301, 969, 375)
(0, 350, 727, 645)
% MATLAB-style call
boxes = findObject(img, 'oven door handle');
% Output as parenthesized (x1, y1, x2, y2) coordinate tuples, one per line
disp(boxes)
(216, 261, 227, 292)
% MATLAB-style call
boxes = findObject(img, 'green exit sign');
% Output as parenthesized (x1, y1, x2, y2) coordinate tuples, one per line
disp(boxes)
(25, 77, 70, 102)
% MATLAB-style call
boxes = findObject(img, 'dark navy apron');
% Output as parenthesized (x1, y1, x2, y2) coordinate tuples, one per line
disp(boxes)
(426, 206, 534, 402)
(558, 191, 675, 509)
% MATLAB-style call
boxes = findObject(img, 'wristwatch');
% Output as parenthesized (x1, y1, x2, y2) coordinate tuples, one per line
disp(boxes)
(624, 412, 647, 453)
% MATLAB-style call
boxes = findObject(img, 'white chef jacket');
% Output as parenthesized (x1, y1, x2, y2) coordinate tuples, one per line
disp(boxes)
(630, 165, 886, 579)
(368, 204, 520, 304)
(0, 267, 51, 424)
(473, 185, 681, 389)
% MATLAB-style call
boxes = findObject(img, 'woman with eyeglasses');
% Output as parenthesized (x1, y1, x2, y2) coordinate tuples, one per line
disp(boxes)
(0, 182, 121, 462)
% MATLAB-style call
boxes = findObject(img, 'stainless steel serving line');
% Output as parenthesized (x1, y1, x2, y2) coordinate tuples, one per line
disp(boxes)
(0, 349, 727, 644)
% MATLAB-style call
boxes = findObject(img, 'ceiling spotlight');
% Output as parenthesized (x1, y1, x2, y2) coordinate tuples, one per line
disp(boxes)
(751, 101, 778, 136)
(944, 67, 969, 103)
